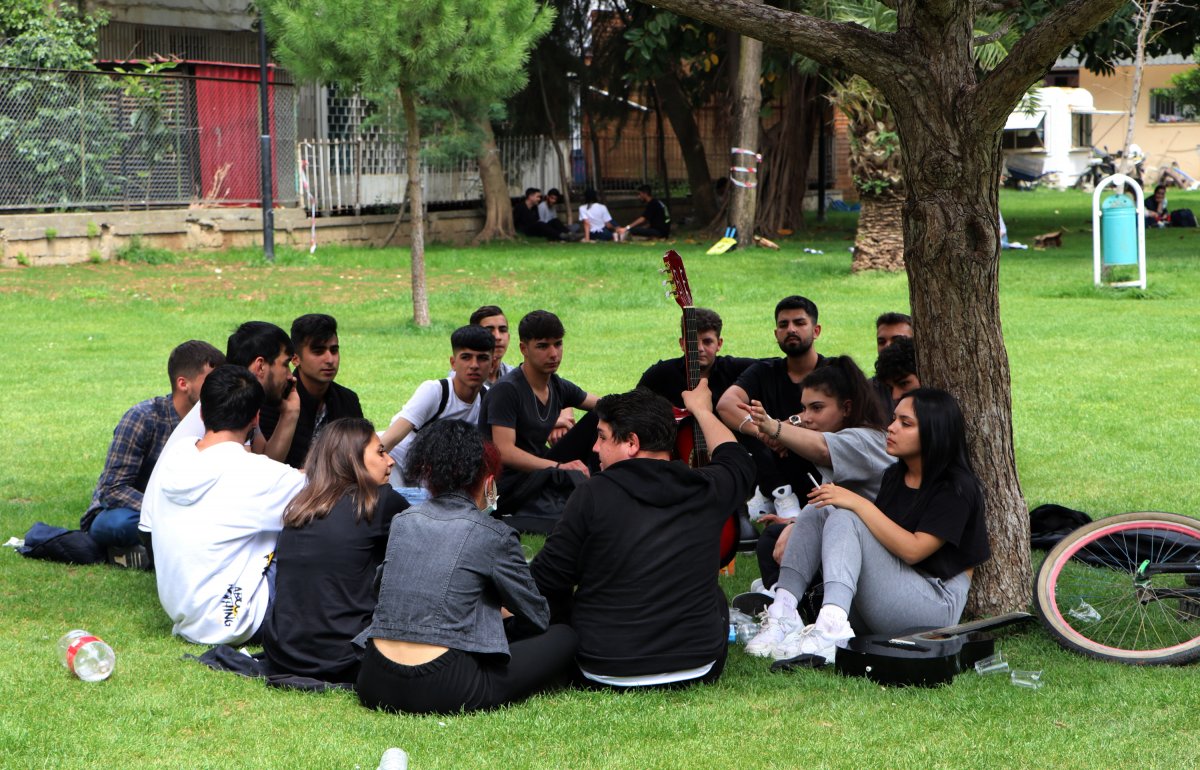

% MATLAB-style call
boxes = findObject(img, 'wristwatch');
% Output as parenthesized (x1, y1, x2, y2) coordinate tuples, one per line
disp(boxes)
(787, 414, 803, 427)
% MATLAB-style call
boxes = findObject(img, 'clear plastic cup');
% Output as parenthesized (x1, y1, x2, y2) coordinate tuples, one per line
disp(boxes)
(974, 651, 1009, 675)
(1010, 669, 1043, 689)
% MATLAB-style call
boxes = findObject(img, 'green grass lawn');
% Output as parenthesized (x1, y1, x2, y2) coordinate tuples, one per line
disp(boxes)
(2, 189, 1200, 769)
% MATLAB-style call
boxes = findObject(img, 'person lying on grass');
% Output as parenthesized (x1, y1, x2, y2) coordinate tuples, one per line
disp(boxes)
(747, 387, 990, 663)
(354, 419, 576, 715)
(260, 418, 409, 685)
(737, 356, 891, 606)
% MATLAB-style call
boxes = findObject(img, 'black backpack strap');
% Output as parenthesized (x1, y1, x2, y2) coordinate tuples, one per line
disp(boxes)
(414, 379, 451, 433)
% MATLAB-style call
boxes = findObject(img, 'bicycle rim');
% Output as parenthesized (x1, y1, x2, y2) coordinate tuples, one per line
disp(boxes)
(1035, 512, 1200, 664)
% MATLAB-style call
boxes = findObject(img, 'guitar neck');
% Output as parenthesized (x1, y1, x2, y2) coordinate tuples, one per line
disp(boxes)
(910, 612, 1033, 641)
(681, 306, 709, 461)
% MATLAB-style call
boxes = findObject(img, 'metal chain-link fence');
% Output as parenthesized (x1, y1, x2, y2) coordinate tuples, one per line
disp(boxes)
(0, 66, 297, 210)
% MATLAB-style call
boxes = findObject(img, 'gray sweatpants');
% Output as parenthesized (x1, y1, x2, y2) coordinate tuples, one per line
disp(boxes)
(776, 505, 970, 635)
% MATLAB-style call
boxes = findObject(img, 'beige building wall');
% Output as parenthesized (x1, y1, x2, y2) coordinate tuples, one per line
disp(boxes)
(1079, 63, 1200, 182)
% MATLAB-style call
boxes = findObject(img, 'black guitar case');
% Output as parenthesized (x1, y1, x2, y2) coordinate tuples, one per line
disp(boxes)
(835, 612, 1033, 687)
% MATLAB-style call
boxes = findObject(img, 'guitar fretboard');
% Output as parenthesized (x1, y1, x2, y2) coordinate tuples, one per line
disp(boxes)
(681, 306, 709, 463)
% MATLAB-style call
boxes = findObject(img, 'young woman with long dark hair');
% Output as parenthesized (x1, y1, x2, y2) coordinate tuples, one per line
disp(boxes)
(261, 418, 408, 684)
(737, 356, 890, 606)
(748, 387, 990, 662)
(355, 419, 576, 714)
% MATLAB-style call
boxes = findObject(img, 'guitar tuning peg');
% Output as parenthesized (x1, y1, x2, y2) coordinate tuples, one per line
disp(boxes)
(661, 279, 671, 287)
(664, 290, 673, 300)
(659, 267, 668, 274)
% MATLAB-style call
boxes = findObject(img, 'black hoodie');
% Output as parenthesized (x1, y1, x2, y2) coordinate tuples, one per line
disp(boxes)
(530, 443, 754, 677)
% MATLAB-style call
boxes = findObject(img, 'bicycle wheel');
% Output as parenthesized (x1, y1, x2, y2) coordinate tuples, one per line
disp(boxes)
(1034, 511, 1200, 665)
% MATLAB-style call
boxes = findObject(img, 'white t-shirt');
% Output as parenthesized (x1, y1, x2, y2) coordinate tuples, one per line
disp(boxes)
(579, 203, 613, 233)
(537, 200, 557, 223)
(139, 403, 206, 533)
(150, 440, 306, 645)
(387, 379, 483, 486)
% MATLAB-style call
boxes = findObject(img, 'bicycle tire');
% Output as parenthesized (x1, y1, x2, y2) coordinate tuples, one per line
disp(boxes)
(1034, 511, 1200, 665)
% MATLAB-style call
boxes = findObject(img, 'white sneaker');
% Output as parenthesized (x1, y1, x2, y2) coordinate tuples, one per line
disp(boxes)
(772, 487, 802, 519)
(746, 489, 775, 522)
(749, 578, 776, 598)
(743, 614, 800, 657)
(771, 619, 855, 663)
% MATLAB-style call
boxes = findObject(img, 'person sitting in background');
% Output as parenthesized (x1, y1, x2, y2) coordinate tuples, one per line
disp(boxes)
(622, 184, 671, 240)
(537, 188, 570, 238)
(579, 188, 621, 242)
(261, 418, 409, 685)
(747, 388, 990, 664)
(869, 312, 912, 412)
(150, 365, 306, 646)
(381, 325, 494, 504)
(259, 313, 363, 469)
(513, 187, 562, 241)
(1146, 184, 1169, 227)
(875, 336, 921, 406)
(355, 419, 577, 715)
(469, 305, 515, 386)
(637, 307, 758, 411)
(82, 340, 223, 566)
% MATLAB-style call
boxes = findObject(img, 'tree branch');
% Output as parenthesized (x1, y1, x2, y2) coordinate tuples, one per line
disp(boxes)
(974, 0, 1127, 127)
(639, 0, 900, 84)
(973, 17, 1012, 47)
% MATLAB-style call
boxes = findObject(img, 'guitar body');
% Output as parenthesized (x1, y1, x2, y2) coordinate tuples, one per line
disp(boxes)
(834, 612, 1033, 688)
(663, 251, 740, 568)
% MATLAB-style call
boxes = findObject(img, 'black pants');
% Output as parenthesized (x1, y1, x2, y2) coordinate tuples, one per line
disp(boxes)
(741, 437, 819, 498)
(627, 225, 668, 239)
(356, 625, 578, 715)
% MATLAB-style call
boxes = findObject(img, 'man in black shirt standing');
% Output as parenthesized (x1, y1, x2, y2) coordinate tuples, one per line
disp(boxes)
(716, 296, 825, 520)
(623, 184, 671, 239)
(531, 383, 753, 689)
(637, 308, 758, 410)
(259, 314, 363, 469)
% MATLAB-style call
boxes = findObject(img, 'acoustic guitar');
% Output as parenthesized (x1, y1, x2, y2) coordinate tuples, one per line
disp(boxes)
(834, 611, 1033, 687)
(662, 250, 739, 566)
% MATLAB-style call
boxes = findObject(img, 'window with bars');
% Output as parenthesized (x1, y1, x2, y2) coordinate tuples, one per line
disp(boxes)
(1150, 89, 1197, 123)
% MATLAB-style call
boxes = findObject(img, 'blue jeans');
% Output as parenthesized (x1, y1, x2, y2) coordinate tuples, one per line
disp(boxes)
(88, 507, 142, 547)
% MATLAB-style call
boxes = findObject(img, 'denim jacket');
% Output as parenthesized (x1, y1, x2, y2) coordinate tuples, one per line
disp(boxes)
(355, 491, 548, 659)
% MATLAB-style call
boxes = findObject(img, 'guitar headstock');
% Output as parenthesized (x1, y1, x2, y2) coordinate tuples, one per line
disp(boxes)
(662, 249, 693, 309)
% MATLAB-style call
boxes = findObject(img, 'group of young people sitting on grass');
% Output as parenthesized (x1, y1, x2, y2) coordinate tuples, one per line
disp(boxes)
(80, 296, 988, 714)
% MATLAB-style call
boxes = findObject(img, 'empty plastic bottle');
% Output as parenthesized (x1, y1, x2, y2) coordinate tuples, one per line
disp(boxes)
(377, 748, 409, 770)
(57, 630, 116, 682)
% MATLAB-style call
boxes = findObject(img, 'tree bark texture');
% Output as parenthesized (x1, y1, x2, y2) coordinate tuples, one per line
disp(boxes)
(653, 72, 718, 223)
(1121, 0, 1160, 175)
(402, 88, 430, 327)
(643, 0, 1128, 616)
(473, 117, 515, 244)
(728, 0, 762, 247)
(757, 73, 821, 235)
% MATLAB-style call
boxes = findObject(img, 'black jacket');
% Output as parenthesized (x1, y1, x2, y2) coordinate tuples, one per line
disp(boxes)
(259, 376, 363, 469)
(530, 443, 754, 676)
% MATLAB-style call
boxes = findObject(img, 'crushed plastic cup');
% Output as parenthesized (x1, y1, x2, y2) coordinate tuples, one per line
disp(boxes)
(1010, 669, 1043, 689)
(1068, 600, 1101, 624)
(974, 651, 1009, 675)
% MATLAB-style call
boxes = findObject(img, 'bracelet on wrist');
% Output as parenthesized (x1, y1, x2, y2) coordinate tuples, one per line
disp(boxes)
(772, 418, 783, 439)
(738, 415, 753, 434)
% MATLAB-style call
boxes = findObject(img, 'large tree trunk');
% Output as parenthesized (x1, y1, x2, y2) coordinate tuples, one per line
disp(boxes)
(654, 71, 718, 224)
(851, 193, 905, 272)
(893, 15, 1025, 618)
(473, 117, 515, 243)
(728, 0, 762, 247)
(757, 73, 821, 235)
(401, 88, 430, 327)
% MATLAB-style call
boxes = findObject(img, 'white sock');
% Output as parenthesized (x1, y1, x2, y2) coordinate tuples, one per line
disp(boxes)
(772, 485, 794, 499)
(815, 604, 850, 633)
(767, 588, 800, 621)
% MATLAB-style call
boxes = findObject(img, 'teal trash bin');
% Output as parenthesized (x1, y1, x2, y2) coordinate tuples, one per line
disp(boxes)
(1100, 193, 1138, 266)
